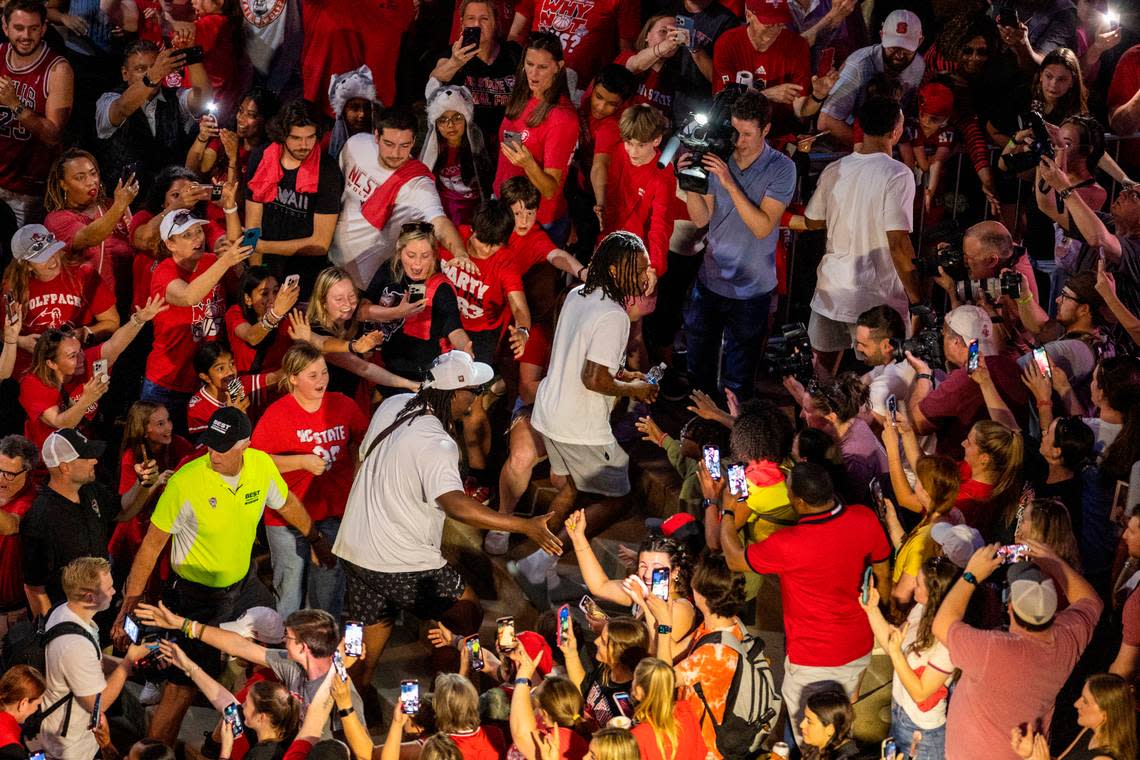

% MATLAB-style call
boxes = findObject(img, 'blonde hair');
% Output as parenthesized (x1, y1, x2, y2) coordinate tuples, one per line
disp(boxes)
(971, 420, 1025, 527)
(532, 676, 583, 729)
(1086, 674, 1138, 760)
(632, 658, 679, 760)
(602, 617, 650, 680)
(277, 342, 325, 394)
(388, 226, 440, 281)
(420, 734, 462, 760)
(306, 267, 358, 340)
(619, 104, 667, 143)
(61, 557, 110, 601)
(433, 673, 480, 734)
(591, 727, 641, 760)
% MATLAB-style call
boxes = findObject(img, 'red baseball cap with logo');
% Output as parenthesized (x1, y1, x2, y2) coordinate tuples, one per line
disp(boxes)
(918, 82, 954, 119)
(745, 0, 792, 25)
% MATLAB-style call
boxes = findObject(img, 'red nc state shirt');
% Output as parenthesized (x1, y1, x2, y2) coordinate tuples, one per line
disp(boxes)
(147, 255, 225, 393)
(440, 227, 526, 333)
(518, 0, 641, 85)
(252, 392, 368, 525)
(19, 344, 102, 446)
(712, 26, 811, 137)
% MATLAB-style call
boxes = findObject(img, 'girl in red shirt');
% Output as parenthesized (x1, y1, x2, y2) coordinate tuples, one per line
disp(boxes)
(494, 32, 579, 246)
(431, 672, 508, 759)
(507, 648, 589, 760)
(226, 266, 301, 376)
(186, 342, 279, 435)
(630, 658, 708, 760)
(252, 342, 368, 617)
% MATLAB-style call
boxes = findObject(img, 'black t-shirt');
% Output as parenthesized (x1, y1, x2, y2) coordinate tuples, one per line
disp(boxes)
(581, 668, 632, 727)
(669, 0, 741, 124)
(441, 42, 521, 149)
(20, 482, 118, 604)
(366, 268, 463, 382)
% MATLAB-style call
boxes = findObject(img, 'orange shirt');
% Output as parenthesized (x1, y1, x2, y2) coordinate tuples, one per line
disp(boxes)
(674, 618, 746, 760)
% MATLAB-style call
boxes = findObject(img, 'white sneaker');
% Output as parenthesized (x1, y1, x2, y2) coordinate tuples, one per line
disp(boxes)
(515, 549, 558, 585)
(139, 680, 163, 706)
(484, 530, 510, 555)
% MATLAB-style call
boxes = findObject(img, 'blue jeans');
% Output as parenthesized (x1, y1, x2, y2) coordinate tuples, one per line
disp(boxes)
(265, 517, 344, 619)
(682, 279, 772, 401)
(891, 701, 946, 760)
(139, 379, 192, 434)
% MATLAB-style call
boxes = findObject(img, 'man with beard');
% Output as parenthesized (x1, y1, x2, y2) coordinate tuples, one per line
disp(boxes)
(818, 9, 925, 146)
(244, 98, 343, 297)
(0, 0, 72, 225)
(330, 106, 468, 289)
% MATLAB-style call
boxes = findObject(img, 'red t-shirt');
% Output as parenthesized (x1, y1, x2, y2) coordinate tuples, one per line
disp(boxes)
(18, 344, 102, 447)
(20, 263, 114, 335)
(147, 255, 226, 393)
(449, 725, 508, 760)
(251, 392, 368, 525)
(0, 485, 36, 608)
(109, 436, 194, 575)
(712, 26, 810, 137)
(509, 226, 562, 323)
(129, 211, 225, 311)
(301, 0, 415, 115)
(225, 304, 295, 375)
(441, 227, 526, 333)
(493, 97, 579, 225)
(1107, 45, 1140, 172)
(517, 0, 641, 85)
(745, 503, 891, 666)
(509, 227, 558, 272)
(602, 147, 676, 273)
(190, 14, 243, 119)
(44, 206, 134, 294)
(954, 461, 996, 534)
(187, 373, 272, 435)
(631, 700, 708, 760)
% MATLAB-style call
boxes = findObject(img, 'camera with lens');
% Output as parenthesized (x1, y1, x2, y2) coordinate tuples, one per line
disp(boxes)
(765, 322, 814, 382)
(896, 304, 945, 369)
(657, 84, 744, 194)
(956, 271, 1022, 303)
(1002, 110, 1056, 174)
(913, 246, 967, 281)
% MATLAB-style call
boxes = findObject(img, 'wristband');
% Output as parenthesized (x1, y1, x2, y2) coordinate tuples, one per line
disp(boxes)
(516, 325, 529, 337)
(337, 706, 355, 718)
(810, 91, 826, 103)
(196, 135, 209, 144)
(1005, 139, 1017, 152)
(701, 498, 714, 509)
(1036, 399, 1052, 408)
(13, 104, 25, 118)
(720, 508, 735, 518)
(131, 313, 144, 326)
(656, 624, 672, 634)
(223, 206, 238, 215)
(915, 373, 935, 384)
(577, 265, 587, 280)
(347, 339, 362, 357)
(1016, 291, 1033, 304)
(513, 677, 532, 687)
(962, 571, 979, 586)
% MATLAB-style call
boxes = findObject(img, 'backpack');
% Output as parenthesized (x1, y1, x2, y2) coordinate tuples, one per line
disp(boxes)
(690, 628, 781, 760)
(2, 615, 101, 741)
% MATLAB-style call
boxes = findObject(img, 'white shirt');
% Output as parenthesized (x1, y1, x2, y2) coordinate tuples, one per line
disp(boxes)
(329, 132, 446, 289)
(892, 603, 955, 729)
(333, 394, 465, 573)
(1083, 417, 1122, 459)
(29, 605, 105, 760)
(532, 286, 630, 446)
(864, 360, 915, 418)
(806, 151, 914, 323)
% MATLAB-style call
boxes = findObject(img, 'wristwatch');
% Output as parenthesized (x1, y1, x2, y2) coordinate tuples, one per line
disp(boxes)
(142, 73, 158, 88)
(12, 104, 25, 118)
(962, 571, 979, 586)
(656, 624, 672, 635)
(337, 706, 355, 718)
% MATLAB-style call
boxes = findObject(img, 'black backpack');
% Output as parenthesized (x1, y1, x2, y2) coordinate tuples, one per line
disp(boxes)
(690, 628, 782, 760)
(3, 615, 101, 741)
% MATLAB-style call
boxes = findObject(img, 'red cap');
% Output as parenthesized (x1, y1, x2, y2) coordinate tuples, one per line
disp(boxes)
(745, 0, 792, 24)
(517, 631, 553, 675)
(918, 82, 954, 119)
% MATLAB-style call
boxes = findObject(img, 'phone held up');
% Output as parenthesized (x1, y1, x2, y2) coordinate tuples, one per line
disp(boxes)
(400, 680, 420, 715)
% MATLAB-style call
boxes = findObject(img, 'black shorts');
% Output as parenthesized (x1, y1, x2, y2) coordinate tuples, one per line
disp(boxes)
(161, 567, 254, 685)
(343, 560, 466, 626)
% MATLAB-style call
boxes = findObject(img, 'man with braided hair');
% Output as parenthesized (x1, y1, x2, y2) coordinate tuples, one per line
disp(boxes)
(512, 231, 658, 596)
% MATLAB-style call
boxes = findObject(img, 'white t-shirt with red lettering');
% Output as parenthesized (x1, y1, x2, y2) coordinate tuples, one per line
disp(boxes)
(147, 255, 226, 393)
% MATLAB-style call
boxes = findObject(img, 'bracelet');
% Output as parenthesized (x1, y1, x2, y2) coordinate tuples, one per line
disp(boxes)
(196, 135, 209, 144)
(13, 104, 25, 118)
(721, 508, 735, 517)
(1016, 291, 1033, 305)
(142, 73, 158, 88)
(915, 373, 935, 384)
(516, 325, 529, 338)
(181, 618, 194, 638)
(811, 91, 826, 103)
(1005, 139, 1017, 152)
(337, 706, 355, 718)
(577, 265, 587, 280)
(131, 313, 144, 326)
(223, 206, 238, 215)
(347, 339, 362, 356)
(513, 677, 532, 687)
(1036, 399, 1052, 408)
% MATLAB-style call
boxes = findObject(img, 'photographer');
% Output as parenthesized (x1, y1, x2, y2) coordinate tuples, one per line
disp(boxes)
(680, 88, 796, 400)
(855, 305, 913, 424)
(932, 220, 1039, 314)
(908, 305, 1030, 459)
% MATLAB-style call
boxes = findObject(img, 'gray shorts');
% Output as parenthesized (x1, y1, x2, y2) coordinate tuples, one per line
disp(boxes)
(542, 436, 631, 497)
(808, 310, 859, 353)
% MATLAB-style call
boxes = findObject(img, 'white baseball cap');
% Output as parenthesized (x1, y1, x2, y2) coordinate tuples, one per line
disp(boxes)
(424, 350, 494, 390)
(881, 10, 923, 52)
(12, 225, 66, 263)
(219, 607, 286, 644)
(160, 209, 207, 242)
(945, 304, 997, 355)
(931, 522, 984, 568)
(42, 428, 106, 468)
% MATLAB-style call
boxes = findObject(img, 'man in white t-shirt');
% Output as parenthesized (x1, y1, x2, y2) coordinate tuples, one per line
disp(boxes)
(793, 95, 922, 375)
(329, 106, 468, 288)
(29, 557, 148, 760)
(512, 232, 659, 594)
(333, 351, 560, 692)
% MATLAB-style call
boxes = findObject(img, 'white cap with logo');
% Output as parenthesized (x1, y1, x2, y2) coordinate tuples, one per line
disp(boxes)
(423, 350, 494, 391)
(881, 9, 923, 52)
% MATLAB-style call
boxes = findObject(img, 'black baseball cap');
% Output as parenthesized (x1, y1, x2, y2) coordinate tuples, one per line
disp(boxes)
(199, 407, 252, 453)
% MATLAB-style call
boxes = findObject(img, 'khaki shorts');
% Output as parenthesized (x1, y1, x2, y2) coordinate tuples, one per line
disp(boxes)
(542, 436, 631, 497)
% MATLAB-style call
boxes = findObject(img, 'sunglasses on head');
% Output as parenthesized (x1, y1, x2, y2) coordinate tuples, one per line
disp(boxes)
(401, 221, 434, 234)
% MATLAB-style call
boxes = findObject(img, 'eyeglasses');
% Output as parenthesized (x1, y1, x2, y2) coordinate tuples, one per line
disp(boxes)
(0, 466, 27, 481)
(1057, 291, 1082, 304)
(172, 209, 194, 226)
(401, 221, 434, 234)
(436, 114, 465, 126)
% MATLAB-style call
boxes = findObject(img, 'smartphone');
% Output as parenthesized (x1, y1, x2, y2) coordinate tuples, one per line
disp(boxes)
(30, 752, 46, 760)
(399, 680, 420, 715)
(240, 227, 262, 250)
(210, 184, 224, 202)
(967, 339, 980, 374)
(702, 445, 721, 480)
(1106, 10, 1121, 31)
(869, 477, 884, 515)
(674, 15, 695, 49)
(464, 635, 484, 671)
(177, 45, 205, 65)
(496, 616, 517, 651)
(461, 26, 481, 48)
(502, 129, 523, 146)
(613, 691, 633, 719)
(997, 8, 1020, 27)
(556, 604, 572, 646)
(123, 614, 141, 645)
(407, 282, 426, 303)
(886, 394, 898, 423)
(88, 693, 102, 730)
(650, 566, 670, 602)
(332, 651, 348, 681)
(92, 359, 108, 380)
(727, 462, 748, 501)
(4, 292, 16, 325)
(861, 565, 874, 605)
(579, 595, 608, 623)
(223, 702, 244, 737)
(226, 376, 246, 402)
(344, 620, 363, 658)
(120, 161, 140, 185)
(283, 273, 300, 290)
(997, 543, 1030, 564)
(881, 737, 897, 760)
(817, 47, 835, 77)
(1032, 346, 1051, 379)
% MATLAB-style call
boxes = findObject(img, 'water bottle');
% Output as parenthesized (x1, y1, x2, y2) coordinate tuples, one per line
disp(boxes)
(646, 362, 667, 384)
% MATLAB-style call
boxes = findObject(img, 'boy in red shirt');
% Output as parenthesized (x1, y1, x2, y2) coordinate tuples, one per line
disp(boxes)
(577, 65, 637, 228)
(898, 82, 958, 220)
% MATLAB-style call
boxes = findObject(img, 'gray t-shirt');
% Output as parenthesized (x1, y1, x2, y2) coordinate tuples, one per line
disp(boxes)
(264, 649, 366, 737)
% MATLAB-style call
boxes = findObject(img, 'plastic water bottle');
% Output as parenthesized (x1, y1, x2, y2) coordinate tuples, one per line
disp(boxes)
(646, 363, 667, 384)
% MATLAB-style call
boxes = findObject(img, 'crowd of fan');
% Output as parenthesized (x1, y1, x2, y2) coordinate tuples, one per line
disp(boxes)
(1, 0, 1140, 760)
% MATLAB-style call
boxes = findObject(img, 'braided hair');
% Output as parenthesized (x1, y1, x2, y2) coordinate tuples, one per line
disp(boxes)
(581, 231, 647, 305)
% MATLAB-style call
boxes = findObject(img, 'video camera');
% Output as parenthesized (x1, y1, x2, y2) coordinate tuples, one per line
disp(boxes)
(765, 322, 814, 382)
(895, 304, 945, 369)
(658, 84, 745, 194)
(1002, 110, 1056, 174)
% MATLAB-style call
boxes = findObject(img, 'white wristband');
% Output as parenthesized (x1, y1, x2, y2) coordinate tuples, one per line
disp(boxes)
(223, 206, 238, 215)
